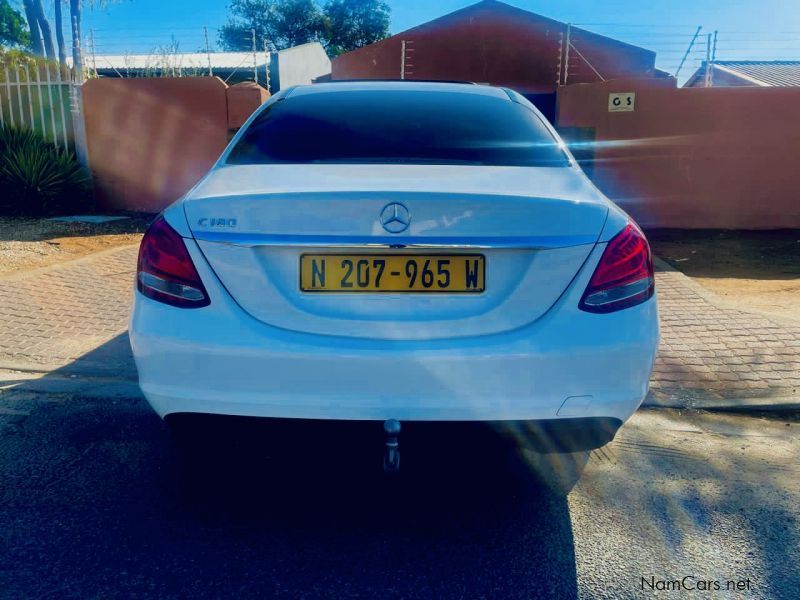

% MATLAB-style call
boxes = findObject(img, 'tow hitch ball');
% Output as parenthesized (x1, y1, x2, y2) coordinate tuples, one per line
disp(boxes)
(383, 419, 401, 473)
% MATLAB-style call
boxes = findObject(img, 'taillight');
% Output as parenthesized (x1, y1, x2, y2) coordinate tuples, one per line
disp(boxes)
(137, 216, 210, 308)
(579, 223, 654, 313)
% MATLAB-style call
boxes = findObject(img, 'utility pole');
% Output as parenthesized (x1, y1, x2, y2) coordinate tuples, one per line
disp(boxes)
(251, 28, 258, 84)
(400, 40, 405, 80)
(675, 26, 702, 79)
(704, 33, 712, 87)
(204, 26, 213, 76)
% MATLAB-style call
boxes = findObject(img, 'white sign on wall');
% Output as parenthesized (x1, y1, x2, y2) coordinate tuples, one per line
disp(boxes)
(608, 92, 636, 112)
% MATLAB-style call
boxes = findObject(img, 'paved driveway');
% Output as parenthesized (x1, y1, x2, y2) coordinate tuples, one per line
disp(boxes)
(1, 246, 799, 599)
(0, 246, 137, 377)
(0, 246, 797, 408)
(0, 389, 797, 599)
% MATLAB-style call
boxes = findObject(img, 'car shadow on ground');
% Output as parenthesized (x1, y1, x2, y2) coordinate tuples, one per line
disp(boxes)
(647, 228, 800, 281)
(0, 335, 584, 599)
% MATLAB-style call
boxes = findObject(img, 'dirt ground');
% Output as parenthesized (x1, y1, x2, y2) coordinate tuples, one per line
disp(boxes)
(0, 215, 152, 276)
(648, 229, 800, 325)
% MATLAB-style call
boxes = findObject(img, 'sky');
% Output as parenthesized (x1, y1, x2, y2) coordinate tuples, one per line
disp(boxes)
(38, 0, 800, 79)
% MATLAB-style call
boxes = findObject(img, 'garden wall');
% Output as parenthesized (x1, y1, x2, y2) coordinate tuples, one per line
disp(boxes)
(82, 77, 268, 213)
(83, 75, 800, 230)
(557, 79, 800, 229)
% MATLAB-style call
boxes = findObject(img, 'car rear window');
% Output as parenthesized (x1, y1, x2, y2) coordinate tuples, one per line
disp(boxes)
(226, 89, 570, 167)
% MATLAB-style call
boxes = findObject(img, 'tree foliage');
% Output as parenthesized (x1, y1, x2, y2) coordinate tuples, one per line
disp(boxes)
(0, 47, 37, 71)
(220, 0, 390, 55)
(220, 0, 324, 52)
(0, 0, 29, 48)
(322, 0, 389, 57)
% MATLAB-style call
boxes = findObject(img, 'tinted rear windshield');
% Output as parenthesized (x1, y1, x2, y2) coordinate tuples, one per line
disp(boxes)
(226, 89, 570, 167)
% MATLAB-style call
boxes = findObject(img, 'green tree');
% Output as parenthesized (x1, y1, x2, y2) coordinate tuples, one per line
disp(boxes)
(219, 0, 390, 54)
(273, 0, 323, 47)
(0, 0, 29, 48)
(322, 0, 389, 57)
(220, 0, 324, 51)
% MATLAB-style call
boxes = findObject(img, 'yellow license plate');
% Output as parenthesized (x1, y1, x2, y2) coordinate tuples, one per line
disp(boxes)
(300, 254, 485, 293)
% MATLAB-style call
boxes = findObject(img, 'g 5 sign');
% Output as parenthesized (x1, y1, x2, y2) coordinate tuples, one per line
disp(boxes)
(608, 92, 636, 112)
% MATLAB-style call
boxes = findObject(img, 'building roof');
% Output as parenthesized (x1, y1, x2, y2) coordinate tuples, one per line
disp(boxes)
(67, 42, 330, 89)
(332, 0, 660, 94)
(395, 0, 656, 60)
(685, 60, 800, 87)
(69, 43, 329, 74)
(69, 51, 269, 73)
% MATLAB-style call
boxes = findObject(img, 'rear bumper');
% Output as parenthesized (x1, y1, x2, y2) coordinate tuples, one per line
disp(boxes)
(166, 413, 623, 453)
(130, 240, 659, 425)
(493, 417, 623, 452)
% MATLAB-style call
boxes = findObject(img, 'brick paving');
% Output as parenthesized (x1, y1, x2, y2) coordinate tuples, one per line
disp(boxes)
(0, 246, 797, 405)
(650, 261, 799, 405)
(0, 246, 136, 373)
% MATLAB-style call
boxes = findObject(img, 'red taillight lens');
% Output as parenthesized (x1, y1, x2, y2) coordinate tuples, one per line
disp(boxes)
(579, 223, 654, 314)
(137, 216, 210, 308)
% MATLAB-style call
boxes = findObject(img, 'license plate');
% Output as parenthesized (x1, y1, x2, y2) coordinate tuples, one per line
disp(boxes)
(300, 254, 485, 293)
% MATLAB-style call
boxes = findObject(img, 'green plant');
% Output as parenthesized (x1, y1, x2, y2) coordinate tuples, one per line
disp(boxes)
(0, 125, 91, 215)
(219, 0, 389, 54)
(0, 47, 37, 72)
(0, 0, 29, 49)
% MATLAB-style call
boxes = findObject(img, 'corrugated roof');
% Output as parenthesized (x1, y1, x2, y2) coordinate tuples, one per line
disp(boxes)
(67, 43, 330, 73)
(68, 52, 269, 71)
(712, 61, 800, 86)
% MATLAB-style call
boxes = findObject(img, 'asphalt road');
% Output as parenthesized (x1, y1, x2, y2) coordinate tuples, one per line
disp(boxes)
(0, 384, 798, 599)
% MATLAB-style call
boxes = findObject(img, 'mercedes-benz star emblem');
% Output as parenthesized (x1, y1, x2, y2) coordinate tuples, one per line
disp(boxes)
(379, 202, 411, 234)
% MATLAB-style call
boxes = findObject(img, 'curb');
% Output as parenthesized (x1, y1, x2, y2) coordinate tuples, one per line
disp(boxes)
(644, 396, 800, 413)
(0, 359, 137, 380)
(0, 371, 143, 400)
(0, 243, 139, 283)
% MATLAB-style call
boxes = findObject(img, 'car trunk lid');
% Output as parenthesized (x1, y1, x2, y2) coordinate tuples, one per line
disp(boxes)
(185, 164, 608, 340)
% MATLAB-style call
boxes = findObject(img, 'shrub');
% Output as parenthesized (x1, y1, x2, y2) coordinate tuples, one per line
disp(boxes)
(0, 125, 91, 215)
(0, 48, 37, 73)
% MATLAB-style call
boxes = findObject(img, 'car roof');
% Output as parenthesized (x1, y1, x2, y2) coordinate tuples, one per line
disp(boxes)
(288, 80, 511, 100)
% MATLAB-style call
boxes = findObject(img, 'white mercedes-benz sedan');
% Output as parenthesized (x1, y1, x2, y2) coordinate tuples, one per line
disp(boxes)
(130, 81, 658, 465)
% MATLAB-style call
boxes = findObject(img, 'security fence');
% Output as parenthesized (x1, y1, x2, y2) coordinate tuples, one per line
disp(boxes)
(0, 64, 77, 151)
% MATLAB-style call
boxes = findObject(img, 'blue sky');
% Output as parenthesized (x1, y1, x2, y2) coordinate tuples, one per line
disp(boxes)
(45, 0, 800, 78)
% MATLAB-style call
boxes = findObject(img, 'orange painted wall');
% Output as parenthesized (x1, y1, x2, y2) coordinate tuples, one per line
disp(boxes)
(83, 77, 267, 212)
(227, 81, 270, 129)
(557, 79, 800, 229)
